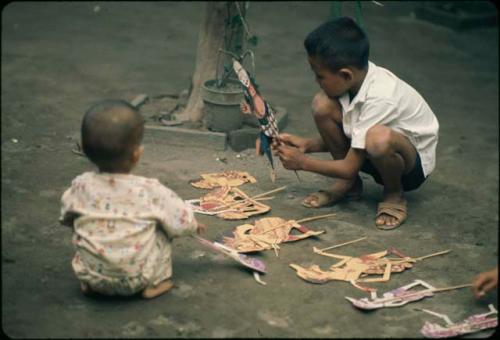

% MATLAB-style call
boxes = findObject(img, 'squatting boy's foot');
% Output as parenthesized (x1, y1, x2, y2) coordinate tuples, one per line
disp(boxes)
(302, 177, 363, 208)
(375, 195, 407, 230)
(142, 279, 174, 299)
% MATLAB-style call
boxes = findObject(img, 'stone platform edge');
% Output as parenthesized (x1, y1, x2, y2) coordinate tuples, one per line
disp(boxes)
(144, 106, 288, 151)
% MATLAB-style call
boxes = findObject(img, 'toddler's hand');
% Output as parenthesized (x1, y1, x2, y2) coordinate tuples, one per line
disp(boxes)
(196, 222, 207, 235)
(472, 267, 498, 298)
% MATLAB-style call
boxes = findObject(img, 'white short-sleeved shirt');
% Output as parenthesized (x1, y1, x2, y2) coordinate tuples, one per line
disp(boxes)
(338, 61, 439, 177)
(60, 172, 197, 287)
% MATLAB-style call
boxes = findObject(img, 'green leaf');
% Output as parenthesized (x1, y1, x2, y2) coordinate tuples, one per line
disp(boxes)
(355, 1, 363, 28)
(330, 1, 342, 19)
(248, 35, 259, 47)
(231, 15, 242, 28)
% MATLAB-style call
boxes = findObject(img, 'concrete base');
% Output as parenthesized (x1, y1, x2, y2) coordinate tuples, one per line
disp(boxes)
(415, 2, 498, 30)
(144, 106, 288, 152)
(228, 106, 288, 151)
(144, 125, 227, 151)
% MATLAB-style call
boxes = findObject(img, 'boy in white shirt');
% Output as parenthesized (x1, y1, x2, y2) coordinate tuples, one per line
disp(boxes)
(60, 99, 205, 298)
(272, 17, 439, 230)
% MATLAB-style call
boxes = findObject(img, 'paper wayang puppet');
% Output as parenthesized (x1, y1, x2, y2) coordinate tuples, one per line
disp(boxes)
(186, 186, 286, 220)
(420, 304, 498, 338)
(290, 245, 451, 292)
(233, 60, 280, 181)
(345, 280, 472, 310)
(190, 171, 257, 189)
(222, 216, 326, 256)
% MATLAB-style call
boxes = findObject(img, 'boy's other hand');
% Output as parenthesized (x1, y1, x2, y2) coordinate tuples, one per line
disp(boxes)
(276, 144, 306, 170)
(472, 267, 498, 298)
(275, 133, 309, 153)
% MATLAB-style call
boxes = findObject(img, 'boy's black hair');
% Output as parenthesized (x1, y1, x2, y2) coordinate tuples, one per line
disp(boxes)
(81, 99, 144, 172)
(304, 17, 369, 72)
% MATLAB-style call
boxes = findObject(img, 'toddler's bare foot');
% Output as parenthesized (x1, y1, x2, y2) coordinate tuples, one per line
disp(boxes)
(142, 279, 174, 299)
(80, 282, 94, 296)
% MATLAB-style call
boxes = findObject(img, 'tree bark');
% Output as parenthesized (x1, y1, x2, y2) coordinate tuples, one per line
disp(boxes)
(177, 1, 247, 123)
(176, 2, 227, 122)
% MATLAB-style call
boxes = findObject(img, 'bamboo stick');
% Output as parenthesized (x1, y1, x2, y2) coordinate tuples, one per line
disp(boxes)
(260, 213, 336, 235)
(250, 186, 287, 200)
(211, 186, 286, 212)
(296, 213, 337, 224)
(254, 196, 275, 201)
(433, 283, 473, 293)
(225, 186, 286, 208)
(415, 249, 452, 261)
(317, 236, 367, 252)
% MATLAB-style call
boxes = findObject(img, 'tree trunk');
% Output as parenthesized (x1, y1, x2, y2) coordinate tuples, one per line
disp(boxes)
(176, 2, 227, 122)
(177, 1, 247, 123)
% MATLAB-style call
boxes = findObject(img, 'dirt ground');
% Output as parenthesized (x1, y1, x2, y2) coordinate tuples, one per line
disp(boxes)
(2, 1, 498, 338)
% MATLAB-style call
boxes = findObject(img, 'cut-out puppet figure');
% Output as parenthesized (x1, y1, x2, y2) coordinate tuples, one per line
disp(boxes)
(233, 60, 280, 182)
(190, 171, 257, 189)
(187, 186, 270, 220)
(290, 247, 451, 292)
(346, 280, 471, 310)
(420, 304, 497, 338)
(223, 216, 325, 256)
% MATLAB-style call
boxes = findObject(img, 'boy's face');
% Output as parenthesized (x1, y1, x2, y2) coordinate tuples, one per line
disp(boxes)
(308, 56, 351, 99)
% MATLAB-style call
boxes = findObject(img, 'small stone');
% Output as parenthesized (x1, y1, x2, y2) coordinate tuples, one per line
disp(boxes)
(11, 139, 18, 143)
(93, 5, 100, 12)
(236, 154, 241, 158)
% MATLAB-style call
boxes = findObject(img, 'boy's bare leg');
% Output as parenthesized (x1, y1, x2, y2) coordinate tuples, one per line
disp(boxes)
(142, 279, 174, 299)
(303, 92, 362, 207)
(365, 125, 417, 227)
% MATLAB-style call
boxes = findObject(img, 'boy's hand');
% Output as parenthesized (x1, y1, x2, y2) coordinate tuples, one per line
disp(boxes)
(472, 267, 498, 298)
(275, 144, 307, 170)
(195, 222, 207, 235)
(274, 133, 310, 153)
(255, 137, 262, 156)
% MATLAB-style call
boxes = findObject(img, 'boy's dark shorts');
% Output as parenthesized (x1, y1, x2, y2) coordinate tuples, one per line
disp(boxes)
(360, 152, 426, 192)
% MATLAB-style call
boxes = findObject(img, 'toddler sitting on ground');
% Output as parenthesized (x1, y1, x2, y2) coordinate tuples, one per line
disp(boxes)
(60, 99, 204, 298)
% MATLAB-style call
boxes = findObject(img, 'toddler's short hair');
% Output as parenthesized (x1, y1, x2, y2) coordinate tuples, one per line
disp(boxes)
(304, 17, 369, 72)
(81, 99, 144, 172)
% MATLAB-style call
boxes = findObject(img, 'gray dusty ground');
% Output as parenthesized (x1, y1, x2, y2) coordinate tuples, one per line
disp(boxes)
(2, 1, 498, 338)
